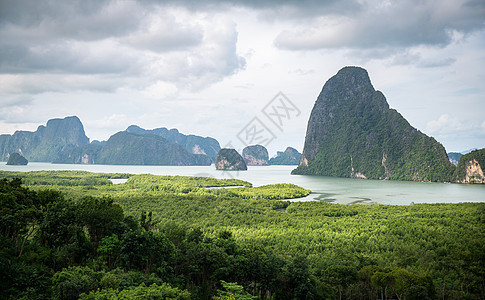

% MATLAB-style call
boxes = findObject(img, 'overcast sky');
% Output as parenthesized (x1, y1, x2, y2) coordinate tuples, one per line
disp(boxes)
(1, 0, 484, 155)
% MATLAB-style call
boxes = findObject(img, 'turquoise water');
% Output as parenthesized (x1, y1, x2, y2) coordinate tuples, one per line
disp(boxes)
(2, 163, 484, 205)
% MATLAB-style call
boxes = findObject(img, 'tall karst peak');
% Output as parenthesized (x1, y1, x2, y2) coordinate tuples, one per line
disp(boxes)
(293, 66, 454, 182)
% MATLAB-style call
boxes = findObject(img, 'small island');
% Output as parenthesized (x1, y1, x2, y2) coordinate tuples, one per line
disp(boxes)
(215, 148, 247, 170)
(242, 145, 269, 166)
(6, 152, 28, 165)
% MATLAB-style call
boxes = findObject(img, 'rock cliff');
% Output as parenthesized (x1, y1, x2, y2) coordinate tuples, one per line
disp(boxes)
(215, 148, 247, 170)
(453, 148, 485, 183)
(242, 145, 269, 166)
(292, 66, 454, 182)
(0, 116, 89, 162)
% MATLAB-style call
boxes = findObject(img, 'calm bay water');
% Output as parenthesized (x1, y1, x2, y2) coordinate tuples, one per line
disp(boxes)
(2, 162, 484, 205)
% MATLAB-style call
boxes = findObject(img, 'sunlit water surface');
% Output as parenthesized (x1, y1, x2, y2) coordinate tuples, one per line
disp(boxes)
(2, 163, 484, 205)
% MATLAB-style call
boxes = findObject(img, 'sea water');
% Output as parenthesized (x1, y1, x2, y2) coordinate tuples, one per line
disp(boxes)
(1, 162, 484, 205)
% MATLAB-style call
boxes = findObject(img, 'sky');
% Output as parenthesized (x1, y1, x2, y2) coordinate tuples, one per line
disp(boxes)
(0, 0, 484, 156)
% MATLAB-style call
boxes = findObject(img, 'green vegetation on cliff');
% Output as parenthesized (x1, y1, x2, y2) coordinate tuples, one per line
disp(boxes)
(126, 125, 221, 162)
(293, 67, 455, 182)
(453, 148, 485, 183)
(96, 131, 211, 166)
(269, 147, 301, 165)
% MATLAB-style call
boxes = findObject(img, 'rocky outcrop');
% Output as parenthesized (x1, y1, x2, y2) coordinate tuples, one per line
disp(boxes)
(0, 116, 89, 162)
(215, 148, 247, 170)
(292, 66, 455, 182)
(269, 147, 301, 165)
(242, 145, 269, 166)
(126, 125, 220, 162)
(453, 148, 485, 183)
(6, 152, 28, 165)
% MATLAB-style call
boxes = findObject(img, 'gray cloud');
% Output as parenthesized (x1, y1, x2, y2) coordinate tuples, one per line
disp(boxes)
(0, 1, 246, 93)
(273, 0, 485, 50)
(0, 95, 33, 107)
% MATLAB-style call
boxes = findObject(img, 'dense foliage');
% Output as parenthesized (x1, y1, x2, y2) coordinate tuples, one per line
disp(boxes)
(293, 67, 455, 182)
(1, 171, 483, 299)
(453, 148, 485, 183)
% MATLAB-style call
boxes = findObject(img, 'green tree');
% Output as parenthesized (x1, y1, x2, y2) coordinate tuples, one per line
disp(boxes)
(76, 196, 124, 250)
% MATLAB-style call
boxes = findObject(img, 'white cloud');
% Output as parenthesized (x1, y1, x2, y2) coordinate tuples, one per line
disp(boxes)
(90, 114, 130, 132)
(426, 114, 465, 134)
(141, 81, 178, 99)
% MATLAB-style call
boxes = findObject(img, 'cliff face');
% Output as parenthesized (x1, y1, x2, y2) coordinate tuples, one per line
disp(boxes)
(96, 131, 211, 166)
(269, 147, 301, 165)
(53, 142, 104, 164)
(242, 145, 269, 166)
(292, 66, 455, 182)
(0, 116, 89, 162)
(453, 149, 485, 183)
(215, 148, 247, 170)
(126, 125, 220, 162)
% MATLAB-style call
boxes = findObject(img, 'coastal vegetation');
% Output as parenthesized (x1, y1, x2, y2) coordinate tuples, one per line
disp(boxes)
(0, 171, 483, 299)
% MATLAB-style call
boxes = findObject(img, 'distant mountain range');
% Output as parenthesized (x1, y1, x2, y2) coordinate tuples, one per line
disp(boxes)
(0, 116, 89, 162)
(125, 125, 220, 162)
(1, 116, 220, 166)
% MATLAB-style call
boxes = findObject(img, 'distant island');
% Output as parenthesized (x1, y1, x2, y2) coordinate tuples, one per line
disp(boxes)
(215, 148, 247, 170)
(242, 145, 269, 166)
(6, 152, 28, 165)
(269, 147, 301, 165)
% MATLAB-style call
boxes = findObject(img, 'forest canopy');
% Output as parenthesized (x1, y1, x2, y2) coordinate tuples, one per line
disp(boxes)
(0, 171, 483, 299)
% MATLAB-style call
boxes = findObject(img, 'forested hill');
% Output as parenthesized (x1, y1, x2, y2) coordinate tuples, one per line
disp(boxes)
(126, 125, 221, 162)
(0, 116, 89, 162)
(4, 117, 221, 166)
(96, 131, 212, 166)
(292, 66, 455, 182)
